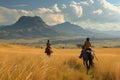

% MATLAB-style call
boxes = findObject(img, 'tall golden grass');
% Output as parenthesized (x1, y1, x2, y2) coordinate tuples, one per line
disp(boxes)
(0, 44, 120, 80)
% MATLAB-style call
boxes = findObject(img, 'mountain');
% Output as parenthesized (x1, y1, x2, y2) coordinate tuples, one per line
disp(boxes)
(0, 16, 58, 39)
(53, 22, 93, 36)
(0, 16, 118, 39)
(52, 22, 120, 38)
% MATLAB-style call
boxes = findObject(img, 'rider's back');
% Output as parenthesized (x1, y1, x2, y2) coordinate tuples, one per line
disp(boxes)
(84, 41, 91, 50)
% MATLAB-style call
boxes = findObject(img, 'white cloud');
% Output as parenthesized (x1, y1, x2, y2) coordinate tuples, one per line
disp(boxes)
(0, 14, 7, 23)
(69, 1, 83, 17)
(93, 9, 103, 15)
(0, 0, 120, 31)
(101, 0, 120, 14)
(80, 1, 89, 5)
(34, 5, 64, 25)
(0, 4, 64, 25)
(18, 10, 32, 16)
(52, 4, 61, 12)
(45, 14, 65, 25)
(70, 1, 77, 5)
(38, 8, 53, 14)
(65, 0, 120, 31)
(89, 0, 94, 4)
(62, 4, 67, 9)
(0, 6, 19, 25)
(12, 4, 29, 7)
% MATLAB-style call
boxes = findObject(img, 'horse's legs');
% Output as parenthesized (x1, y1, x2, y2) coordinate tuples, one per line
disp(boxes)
(86, 61, 90, 70)
(83, 61, 85, 66)
(89, 59, 94, 68)
(85, 61, 90, 74)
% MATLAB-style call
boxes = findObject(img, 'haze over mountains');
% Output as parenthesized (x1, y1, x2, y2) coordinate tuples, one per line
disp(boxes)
(0, 16, 119, 39)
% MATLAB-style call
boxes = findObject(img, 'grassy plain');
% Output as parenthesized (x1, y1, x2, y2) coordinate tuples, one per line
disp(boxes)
(0, 44, 120, 80)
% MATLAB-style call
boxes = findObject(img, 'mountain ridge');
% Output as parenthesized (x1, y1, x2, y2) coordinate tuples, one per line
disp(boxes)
(0, 16, 59, 39)
(53, 22, 92, 36)
(0, 16, 119, 39)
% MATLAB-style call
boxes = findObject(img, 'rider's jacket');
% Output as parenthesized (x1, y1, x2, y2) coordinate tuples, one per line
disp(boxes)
(84, 41, 91, 50)
(46, 42, 51, 47)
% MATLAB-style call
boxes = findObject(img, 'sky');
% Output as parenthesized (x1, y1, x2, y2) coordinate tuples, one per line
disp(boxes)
(0, 0, 120, 31)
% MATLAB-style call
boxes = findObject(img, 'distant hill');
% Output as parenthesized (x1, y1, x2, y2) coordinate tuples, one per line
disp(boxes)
(103, 31, 120, 37)
(52, 22, 120, 38)
(0, 16, 59, 39)
(86, 28, 120, 38)
(52, 22, 92, 36)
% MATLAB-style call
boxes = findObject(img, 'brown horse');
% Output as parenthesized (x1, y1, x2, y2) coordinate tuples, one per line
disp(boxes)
(45, 47, 53, 56)
(79, 50, 94, 73)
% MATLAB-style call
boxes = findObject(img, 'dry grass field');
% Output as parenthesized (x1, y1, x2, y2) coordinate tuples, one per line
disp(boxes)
(0, 44, 120, 80)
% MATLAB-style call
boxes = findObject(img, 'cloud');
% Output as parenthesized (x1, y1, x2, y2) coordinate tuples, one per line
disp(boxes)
(12, 4, 29, 7)
(52, 4, 61, 12)
(0, 6, 19, 25)
(38, 8, 53, 14)
(34, 6, 64, 25)
(0, 0, 120, 31)
(101, 0, 120, 14)
(65, 0, 120, 31)
(93, 9, 103, 15)
(69, 1, 83, 17)
(18, 10, 32, 16)
(45, 14, 65, 25)
(62, 4, 67, 9)
(80, 1, 89, 5)
(0, 14, 7, 23)
(89, 0, 94, 4)
(0, 4, 64, 26)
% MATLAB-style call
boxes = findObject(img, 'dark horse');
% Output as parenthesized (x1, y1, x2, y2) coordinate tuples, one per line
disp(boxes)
(45, 47, 53, 56)
(79, 50, 94, 73)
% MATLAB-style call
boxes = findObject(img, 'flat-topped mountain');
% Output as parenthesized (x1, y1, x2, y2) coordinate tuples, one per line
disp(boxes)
(0, 16, 58, 38)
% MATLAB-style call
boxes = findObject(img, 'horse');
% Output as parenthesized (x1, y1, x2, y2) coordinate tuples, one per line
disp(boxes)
(79, 49, 94, 73)
(45, 47, 53, 56)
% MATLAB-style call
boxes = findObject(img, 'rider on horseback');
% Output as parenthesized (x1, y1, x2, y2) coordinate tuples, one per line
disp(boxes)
(79, 37, 93, 59)
(45, 40, 53, 55)
(79, 38, 95, 72)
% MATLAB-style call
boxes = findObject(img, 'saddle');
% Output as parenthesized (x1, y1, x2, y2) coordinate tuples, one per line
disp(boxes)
(79, 49, 94, 59)
(45, 47, 53, 53)
(86, 50, 94, 60)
